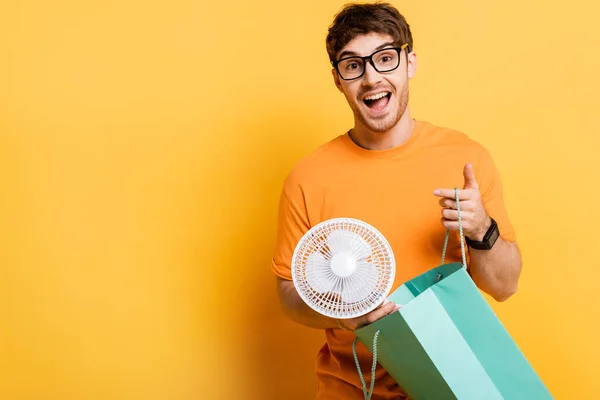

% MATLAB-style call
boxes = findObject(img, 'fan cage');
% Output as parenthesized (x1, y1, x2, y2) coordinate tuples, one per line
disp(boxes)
(291, 218, 395, 319)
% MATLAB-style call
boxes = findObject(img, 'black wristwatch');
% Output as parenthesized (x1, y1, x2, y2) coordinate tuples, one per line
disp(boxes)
(465, 218, 499, 250)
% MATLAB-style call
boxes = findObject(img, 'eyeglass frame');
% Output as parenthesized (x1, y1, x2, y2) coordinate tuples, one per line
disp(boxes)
(332, 43, 410, 81)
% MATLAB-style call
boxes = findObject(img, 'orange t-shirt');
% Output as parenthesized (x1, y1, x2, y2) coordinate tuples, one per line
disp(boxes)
(271, 119, 516, 400)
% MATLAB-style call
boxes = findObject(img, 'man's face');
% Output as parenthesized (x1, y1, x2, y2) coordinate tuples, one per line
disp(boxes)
(332, 32, 416, 133)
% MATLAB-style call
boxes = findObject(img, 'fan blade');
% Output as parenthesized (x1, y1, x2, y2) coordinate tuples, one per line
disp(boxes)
(305, 253, 335, 294)
(351, 235, 372, 260)
(326, 229, 372, 259)
(342, 260, 379, 304)
(326, 229, 350, 254)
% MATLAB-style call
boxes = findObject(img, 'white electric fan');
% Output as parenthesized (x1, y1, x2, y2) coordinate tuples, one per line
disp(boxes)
(291, 218, 395, 319)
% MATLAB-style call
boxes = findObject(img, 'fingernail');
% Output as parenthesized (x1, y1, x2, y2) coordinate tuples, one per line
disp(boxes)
(433, 189, 440, 195)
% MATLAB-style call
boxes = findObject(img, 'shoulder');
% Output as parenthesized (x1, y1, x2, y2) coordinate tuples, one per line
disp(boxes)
(418, 119, 495, 162)
(282, 134, 346, 194)
(419, 120, 488, 151)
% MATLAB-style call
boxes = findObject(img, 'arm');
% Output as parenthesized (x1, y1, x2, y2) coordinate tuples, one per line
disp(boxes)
(277, 277, 338, 329)
(467, 223, 522, 301)
(277, 277, 398, 331)
(272, 180, 397, 330)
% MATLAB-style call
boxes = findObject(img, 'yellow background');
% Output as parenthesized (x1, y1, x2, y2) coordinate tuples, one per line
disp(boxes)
(1, 1, 598, 399)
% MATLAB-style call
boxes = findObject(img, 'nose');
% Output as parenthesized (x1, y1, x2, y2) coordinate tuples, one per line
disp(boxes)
(362, 60, 382, 85)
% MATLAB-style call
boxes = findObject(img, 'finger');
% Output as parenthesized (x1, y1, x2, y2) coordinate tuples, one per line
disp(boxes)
(439, 198, 455, 208)
(442, 209, 474, 220)
(463, 163, 479, 190)
(441, 218, 473, 232)
(439, 198, 476, 210)
(385, 299, 402, 310)
(441, 208, 459, 220)
(441, 219, 461, 231)
(379, 300, 397, 315)
(442, 202, 474, 217)
(433, 188, 472, 200)
(365, 300, 397, 324)
(440, 199, 475, 212)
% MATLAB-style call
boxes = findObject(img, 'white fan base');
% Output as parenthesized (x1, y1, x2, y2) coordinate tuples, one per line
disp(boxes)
(330, 251, 356, 278)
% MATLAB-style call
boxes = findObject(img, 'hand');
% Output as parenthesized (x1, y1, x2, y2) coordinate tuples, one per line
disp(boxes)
(336, 300, 399, 331)
(433, 163, 491, 241)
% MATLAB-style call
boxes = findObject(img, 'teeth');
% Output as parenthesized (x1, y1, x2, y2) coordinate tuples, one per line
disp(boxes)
(364, 92, 389, 101)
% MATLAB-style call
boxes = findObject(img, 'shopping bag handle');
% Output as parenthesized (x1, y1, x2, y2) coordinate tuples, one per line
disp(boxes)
(440, 187, 467, 268)
(352, 330, 380, 400)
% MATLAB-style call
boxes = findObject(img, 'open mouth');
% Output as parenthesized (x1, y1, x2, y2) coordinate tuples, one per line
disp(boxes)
(363, 92, 391, 112)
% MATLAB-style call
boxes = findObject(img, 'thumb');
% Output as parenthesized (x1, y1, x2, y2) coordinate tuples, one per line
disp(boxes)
(463, 163, 479, 189)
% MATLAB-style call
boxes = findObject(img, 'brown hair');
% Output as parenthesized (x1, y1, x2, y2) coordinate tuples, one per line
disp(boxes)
(325, 2, 413, 64)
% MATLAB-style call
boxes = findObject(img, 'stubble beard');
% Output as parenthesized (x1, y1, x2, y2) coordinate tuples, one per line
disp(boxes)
(351, 81, 409, 133)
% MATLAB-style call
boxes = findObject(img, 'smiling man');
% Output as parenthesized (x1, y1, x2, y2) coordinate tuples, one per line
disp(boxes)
(271, 3, 522, 399)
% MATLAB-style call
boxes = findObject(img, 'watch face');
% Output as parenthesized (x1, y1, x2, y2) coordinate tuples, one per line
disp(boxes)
(467, 219, 499, 250)
(487, 225, 499, 248)
(483, 219, 499, 249)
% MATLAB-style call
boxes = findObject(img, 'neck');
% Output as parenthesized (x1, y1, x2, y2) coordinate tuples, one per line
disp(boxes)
(350, 109, 415, 151)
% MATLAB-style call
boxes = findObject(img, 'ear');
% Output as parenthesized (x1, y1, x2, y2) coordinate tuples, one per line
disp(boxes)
(332, 68, 344, 93)
(407, 51, 418, 79)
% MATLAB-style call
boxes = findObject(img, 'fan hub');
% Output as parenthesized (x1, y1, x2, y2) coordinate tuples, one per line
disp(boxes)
(330, 252, 357, 278)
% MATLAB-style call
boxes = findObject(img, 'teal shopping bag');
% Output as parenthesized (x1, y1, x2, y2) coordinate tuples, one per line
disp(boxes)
(353, 190, 553, 400)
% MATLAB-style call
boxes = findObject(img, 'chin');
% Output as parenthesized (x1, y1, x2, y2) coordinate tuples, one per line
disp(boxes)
(354, 92, 408, 133)
(358, 110, 402, 133)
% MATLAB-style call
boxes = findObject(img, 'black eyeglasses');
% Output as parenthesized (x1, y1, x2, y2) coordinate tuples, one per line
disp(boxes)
(333, 44, 409, 80)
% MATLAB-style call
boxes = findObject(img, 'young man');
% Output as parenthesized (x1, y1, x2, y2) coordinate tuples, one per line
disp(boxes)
(271, 3, 522, 399)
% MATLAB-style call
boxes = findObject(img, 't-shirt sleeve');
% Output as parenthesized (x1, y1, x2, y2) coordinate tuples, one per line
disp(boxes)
(271, 178, 311, 280)
(476, 148, 517, 242)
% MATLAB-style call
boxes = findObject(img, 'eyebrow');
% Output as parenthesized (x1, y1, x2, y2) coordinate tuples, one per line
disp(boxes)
(337, 42, 397, 60)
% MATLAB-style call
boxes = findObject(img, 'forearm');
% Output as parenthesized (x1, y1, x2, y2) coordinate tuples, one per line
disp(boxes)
(277, 277, 340, 330)
(468, 237, 522, 302)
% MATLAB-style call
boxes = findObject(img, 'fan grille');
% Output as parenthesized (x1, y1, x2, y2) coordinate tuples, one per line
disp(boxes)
(291, 218, 395, 319)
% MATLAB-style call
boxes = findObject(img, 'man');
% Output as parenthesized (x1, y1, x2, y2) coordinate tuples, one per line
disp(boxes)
(271, 3, 522, 399)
